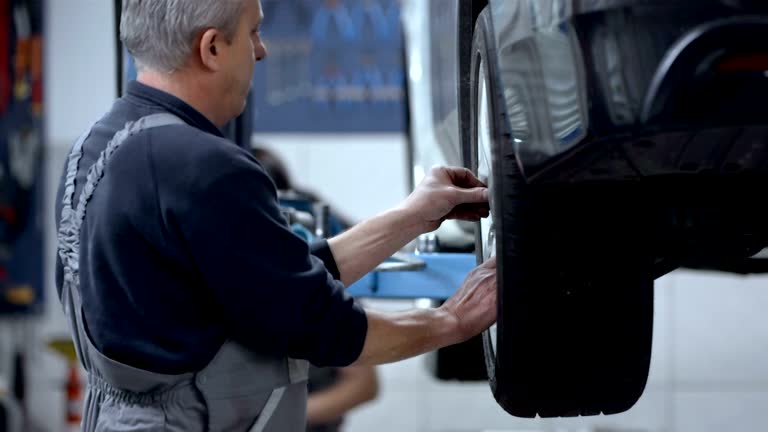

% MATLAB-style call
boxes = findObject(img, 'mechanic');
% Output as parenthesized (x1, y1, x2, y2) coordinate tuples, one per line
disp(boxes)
(54, 1, 496, 431)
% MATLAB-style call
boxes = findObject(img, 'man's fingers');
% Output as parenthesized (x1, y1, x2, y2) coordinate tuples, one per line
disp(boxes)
(446, 202, 490, 221)
(480, 256, 497, 269)
(447, 209, 489, 221)
(451, 186, 489, 205)
(442, 166, 487, 189)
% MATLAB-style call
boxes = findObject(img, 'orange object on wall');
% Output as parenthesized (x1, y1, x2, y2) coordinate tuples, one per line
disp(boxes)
(29, 35, 41, 115)
(65, 364, 83, 428)
(13, 38, 29, 102)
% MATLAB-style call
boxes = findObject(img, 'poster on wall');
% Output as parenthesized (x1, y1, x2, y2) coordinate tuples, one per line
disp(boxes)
(121, 1, 407, 134)
(0, 0, 45, 315)
(252, 0, 407, 133)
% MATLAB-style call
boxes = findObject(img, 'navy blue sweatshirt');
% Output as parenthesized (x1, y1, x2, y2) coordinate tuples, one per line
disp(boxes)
(54, 81, 367, 374)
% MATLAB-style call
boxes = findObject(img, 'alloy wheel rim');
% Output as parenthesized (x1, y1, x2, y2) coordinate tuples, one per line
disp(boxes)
(477, 58, 498, 357)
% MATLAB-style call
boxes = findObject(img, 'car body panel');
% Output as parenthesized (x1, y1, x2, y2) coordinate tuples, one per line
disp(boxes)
(405, 0, 768, 183)
(488, 0, 768, 181)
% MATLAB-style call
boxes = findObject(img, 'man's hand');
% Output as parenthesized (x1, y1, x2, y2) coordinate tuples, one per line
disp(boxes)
(399, 166, 490, 233)
(329, 165, 489, 286)
(352, 257, 498, 366)
(440, 257, 497, 343)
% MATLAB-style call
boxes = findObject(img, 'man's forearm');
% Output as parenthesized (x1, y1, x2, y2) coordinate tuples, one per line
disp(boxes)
(351, 307, 460, 366)
(328, 207, 423, 286)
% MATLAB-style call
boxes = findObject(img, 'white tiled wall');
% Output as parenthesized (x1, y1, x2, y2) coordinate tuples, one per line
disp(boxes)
(672, 272, 768, 386)
(648, 274, 674, 389)
(675, 391, 768, 431)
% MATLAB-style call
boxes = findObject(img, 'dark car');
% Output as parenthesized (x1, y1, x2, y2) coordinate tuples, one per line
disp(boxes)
(405, 0, 768, 419)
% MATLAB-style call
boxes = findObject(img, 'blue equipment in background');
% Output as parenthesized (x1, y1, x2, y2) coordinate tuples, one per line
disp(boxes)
(347, 253, 474, 300)
(280, 193, 474, 301)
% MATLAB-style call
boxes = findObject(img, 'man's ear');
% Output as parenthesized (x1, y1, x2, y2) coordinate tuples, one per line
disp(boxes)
(199, 28, 222, 71)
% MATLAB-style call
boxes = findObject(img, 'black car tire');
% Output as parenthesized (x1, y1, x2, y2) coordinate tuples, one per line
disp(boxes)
(466, 8, 655, 418)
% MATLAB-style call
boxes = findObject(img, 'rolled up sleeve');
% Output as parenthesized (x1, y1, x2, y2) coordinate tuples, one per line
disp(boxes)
(310, 239, 341, 281)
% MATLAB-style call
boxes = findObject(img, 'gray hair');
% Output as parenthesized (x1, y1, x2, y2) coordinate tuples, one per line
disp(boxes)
(121, 0, 246, 73)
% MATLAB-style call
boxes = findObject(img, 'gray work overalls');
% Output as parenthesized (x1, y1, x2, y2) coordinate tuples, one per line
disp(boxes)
(57, 113, 309, 431)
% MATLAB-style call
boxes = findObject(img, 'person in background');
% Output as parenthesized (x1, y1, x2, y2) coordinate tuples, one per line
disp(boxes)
(252, 146, 379, 432)
(251, 146, 355, 229)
